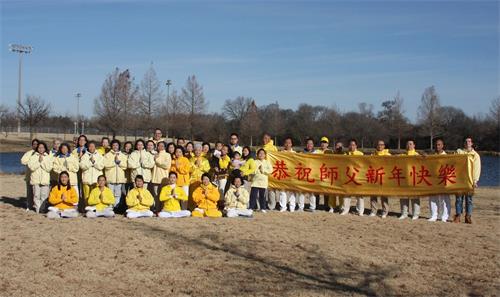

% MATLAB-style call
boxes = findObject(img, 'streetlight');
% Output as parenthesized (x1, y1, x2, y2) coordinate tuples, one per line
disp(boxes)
(75, 93, 82, 134)
(9, 43, 33, 133)
(165, 79, 172, 105)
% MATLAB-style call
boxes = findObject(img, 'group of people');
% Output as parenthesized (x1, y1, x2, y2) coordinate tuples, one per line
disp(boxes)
(20, 128, 481, 223)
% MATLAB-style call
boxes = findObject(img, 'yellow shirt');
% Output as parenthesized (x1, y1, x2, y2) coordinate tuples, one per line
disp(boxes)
(87, 187, 115, 211)
(262, 140, 278, 152)
(27, 152, 53, 186)
(190, 156, 210, 183)
(347, 150, 364, 156)
(372, 149, 391, 156)
(159, 184, 187, 212)
(224, 185, 250, 210)
(251, 159, 273, 188)
(53, 154, 80, 186)
(152, 150, 172, 185)
(457, 148, 481, 183)
(171, 156, 191, 186)
(126, 187, 154, 211)
(48, 185, 78, 210)
(192, 183, 220, 210)
(103, 151, 128, 184)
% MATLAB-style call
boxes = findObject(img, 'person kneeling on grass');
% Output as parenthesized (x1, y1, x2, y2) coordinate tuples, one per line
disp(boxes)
(125, 175, 154, 218)
(158, 172, 191, 218)
(224, 176, 253, 218)
(47, 171, 79, 218)
(191, 173, 222, 218)
(85, 175, 115, 218)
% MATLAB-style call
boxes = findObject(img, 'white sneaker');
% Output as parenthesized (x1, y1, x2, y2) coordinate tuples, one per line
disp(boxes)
(328, 208, 334, 213)
(279, 208, 286, 212)
(381, 213, 388, 219)
(441, 217, 448, 222)
(297, 209, 304, 212)
(427, 217, 437, 222)
(398, 214, 408, 220)
(411, 215, 419, 220)
(47, 211, 60, 219)
(340, 210, 349, 216)
(369, 212, 377, 217)
(358, 212, 364, 217)
(261, 209, 267, 213)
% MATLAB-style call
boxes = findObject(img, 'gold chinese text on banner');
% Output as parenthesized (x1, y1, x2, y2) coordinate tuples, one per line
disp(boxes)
(267, 152, 474, 197)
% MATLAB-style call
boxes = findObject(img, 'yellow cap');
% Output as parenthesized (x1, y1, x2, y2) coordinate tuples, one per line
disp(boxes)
(320, 136, 329, 143)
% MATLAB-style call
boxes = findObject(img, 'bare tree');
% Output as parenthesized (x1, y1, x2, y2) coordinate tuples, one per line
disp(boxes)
(222, 96, 253, 122)
(138, 63, 162, 128)
(181, 75, 207, 140)
(163, 89, 188, 138)
(94, 68, 138, 139)
(240, 100, 261, 146)
(417, 86, 442, 149)
(18, 95, 51, 139)
(378, 91, 410, 149)
(489, 96, 500, 127)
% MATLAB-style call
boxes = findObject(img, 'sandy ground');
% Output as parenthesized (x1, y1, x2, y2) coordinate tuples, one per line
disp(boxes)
(0, 174, 498, 297)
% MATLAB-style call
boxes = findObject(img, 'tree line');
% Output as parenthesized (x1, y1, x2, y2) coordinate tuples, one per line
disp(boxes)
(1, 64, 499, 151)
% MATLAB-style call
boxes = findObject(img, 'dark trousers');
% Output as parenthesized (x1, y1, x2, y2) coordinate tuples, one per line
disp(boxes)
(250, 187, 267, 210)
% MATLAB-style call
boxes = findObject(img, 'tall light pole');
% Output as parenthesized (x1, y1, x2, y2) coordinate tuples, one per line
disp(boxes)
(75, 93, 82, 135)
(9, 44, 33, 133)
(165, 79, 172, 105)
(165, 80, 172, 140)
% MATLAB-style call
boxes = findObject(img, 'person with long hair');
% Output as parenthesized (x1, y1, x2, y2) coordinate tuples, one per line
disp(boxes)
(21, 138, 39, 211)
(122, 141, 134, 194)
(80, 141, 104, 207)
(53, 143, 80, 195)
(27, 142, 53, 213)
(47, 171, 78, 218)
(86, 175, 115, 218)
(127, 139, 155, 189)
(103, 140, 128, 210)
(224, 176, 253, 218)
(158, 172, 191, 218)
(239, 146, 256, 195)
(151, 141, 172, 212)
(249, 149, 273, 213)
(170, 146, 191, 210)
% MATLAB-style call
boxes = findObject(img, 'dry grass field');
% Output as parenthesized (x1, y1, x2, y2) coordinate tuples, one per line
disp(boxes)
(0, 174, 498, 296)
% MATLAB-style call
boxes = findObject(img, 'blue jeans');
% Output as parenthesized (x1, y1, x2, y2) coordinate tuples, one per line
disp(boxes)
(455, 194, 473, 215)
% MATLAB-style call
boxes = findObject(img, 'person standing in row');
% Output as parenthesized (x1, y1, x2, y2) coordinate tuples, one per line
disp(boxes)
(341, 139, 365, 216)
(278, 137, 297, 212)
(398, 139, 420, 220)
(128, 139, 155, 189)
(428, 138, 451, 222)
(369, 140, 391, 218)
(21, 139, 39, 211)
(80, 141, 104, 209)
(53, 143, 80, 196)
(151, 141, 172, 212)
(27, 142, 53, 213)
(249, 149, 273, 213)
(103, 140, 128, 210)
(298, 138, 316, 212)
(454, 136, 481, 224)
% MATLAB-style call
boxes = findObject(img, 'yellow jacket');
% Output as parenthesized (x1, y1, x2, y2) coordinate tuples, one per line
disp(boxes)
(80, 151, 104, 185)
(127, 150, 155, 183)
(159, 184, 187, 212)
(87, 186, 115, 211)
(21, 149, 35, 181)
(27, 152, 53, 186)
(192, 183, 220, 210)
(48, 185, 78, 209)
(103, 151, 128, 184)
(190, 156, 210, 183)
(96, 146, 110, 156)
(224, 185, 249, 210)
(53, 154, 80, 186)
(126, 187, 154, 211)
(171, 156, 191, 186)
(240, 158, 256, 178)
(404, 149, 419, 156)
(152, 150, 172, 185)
(251, 159, 273, 188)
(262, 140, 278, 152)
(347, 150, 364, 156)
(457, 148, 481, 183)
(372, 149, 391, 156)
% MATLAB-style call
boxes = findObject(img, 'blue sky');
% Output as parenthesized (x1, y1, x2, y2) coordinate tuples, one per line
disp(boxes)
(1, 0, 498, 121)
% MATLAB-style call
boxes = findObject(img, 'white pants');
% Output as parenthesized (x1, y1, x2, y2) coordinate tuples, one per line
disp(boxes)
(267, 189, 278, 210)
(33, 185, 49, 213)
(278, 191, 296, 211)
(158, 210, 191, 218)
(218, 178, 227, 198)
(85, 206, 115, 218)
(126, 209, 154, 218)
(226, 208, 253, 218)
(108, 183, 123, 208)
(400, 198, 420, 216)
(47, 207, 78, 218)
(342, 197, 365, 215)
(298, 193, 316, 211)
(429, 195, 451, 221)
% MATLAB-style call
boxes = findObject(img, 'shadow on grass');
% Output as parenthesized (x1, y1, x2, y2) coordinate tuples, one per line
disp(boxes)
(125, 220, 398, 296)
(0, 196, 26, 209)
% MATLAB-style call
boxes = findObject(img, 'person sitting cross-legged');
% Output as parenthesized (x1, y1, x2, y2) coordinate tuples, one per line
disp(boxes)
(85, 175, 115, 218)
(158, 172, 191, 218)
(224, 176, 253, 218)
(191, 173, 222, 218)
(47, 171, 79, 219)
(125, 175, 154, 218)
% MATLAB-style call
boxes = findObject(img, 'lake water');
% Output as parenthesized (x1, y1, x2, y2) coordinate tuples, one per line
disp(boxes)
(1, 152, 498, 186)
